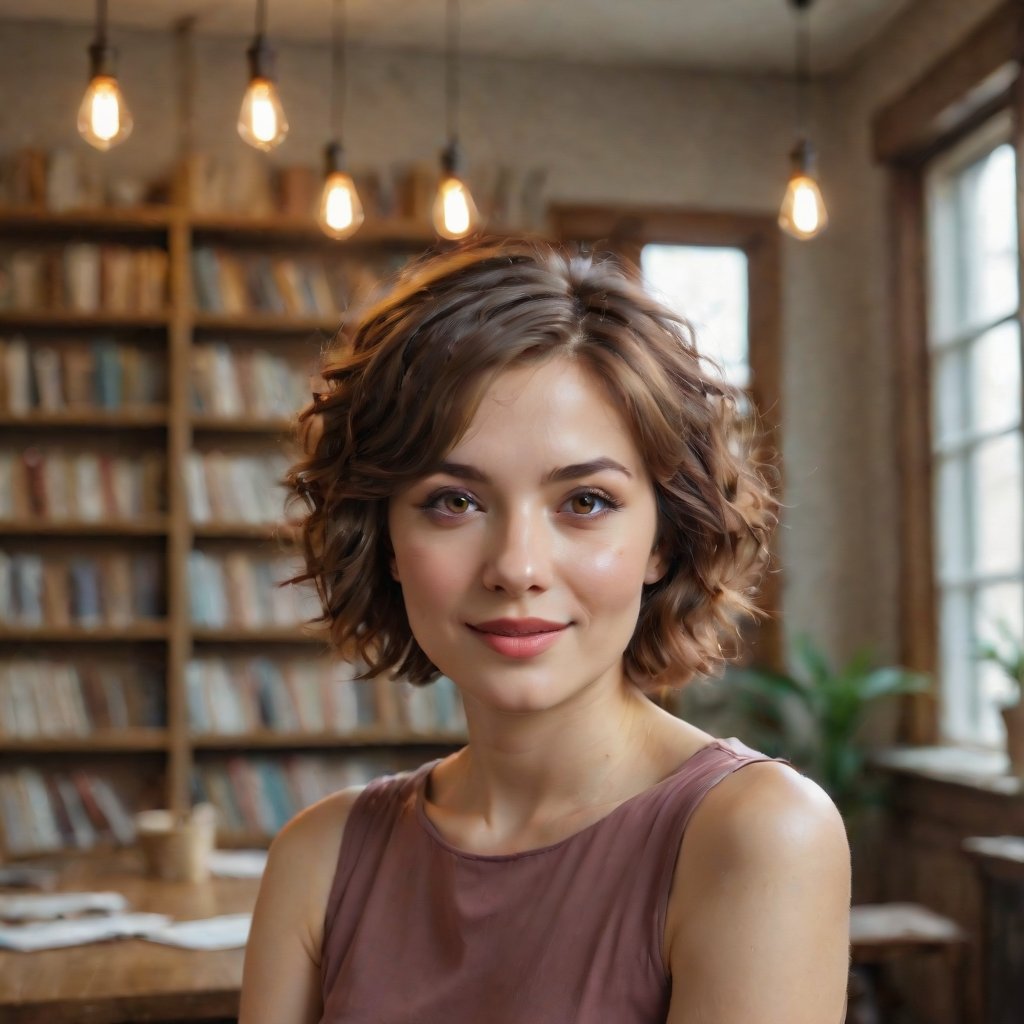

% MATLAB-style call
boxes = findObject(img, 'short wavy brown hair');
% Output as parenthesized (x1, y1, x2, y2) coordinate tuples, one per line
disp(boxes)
(287, 237, 778, 690)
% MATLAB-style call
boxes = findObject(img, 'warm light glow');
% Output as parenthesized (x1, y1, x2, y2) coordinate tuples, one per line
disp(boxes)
(433, 176, 479, 240)
(77, 74, 133, 150)
(779, 173, 829, 240)
(318, 171, 365, 239)
(237, 77, 289, 150)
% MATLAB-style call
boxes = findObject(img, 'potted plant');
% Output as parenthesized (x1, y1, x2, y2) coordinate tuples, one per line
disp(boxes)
(976, 620, 1024, 778)
(729, 635, 930, 823)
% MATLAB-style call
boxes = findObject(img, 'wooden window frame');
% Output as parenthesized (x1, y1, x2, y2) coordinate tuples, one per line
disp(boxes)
(872, 1, 1024, 744)
(549, 205, 783, 671)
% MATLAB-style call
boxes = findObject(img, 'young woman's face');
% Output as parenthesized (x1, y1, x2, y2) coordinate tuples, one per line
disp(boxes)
(387, 357, 665, 715)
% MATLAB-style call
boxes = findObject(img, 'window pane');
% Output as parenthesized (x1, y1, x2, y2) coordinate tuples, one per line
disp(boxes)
(932, 347, 965, 446)
(940, 588, 974, 744)
(970, 320, 1021, 435)
(935, 455, 967, 582)
(974, 583, 1023, 743)
(962, 143, 1018, 326)
(640, 245, 749, 389)
(970, 433, 1022, 575)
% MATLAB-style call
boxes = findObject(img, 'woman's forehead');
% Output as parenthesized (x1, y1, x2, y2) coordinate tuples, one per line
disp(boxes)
(443, 359, 645, 470)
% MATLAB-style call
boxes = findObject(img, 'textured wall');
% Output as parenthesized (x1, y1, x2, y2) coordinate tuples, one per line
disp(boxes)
(0, 1, 1005, 676)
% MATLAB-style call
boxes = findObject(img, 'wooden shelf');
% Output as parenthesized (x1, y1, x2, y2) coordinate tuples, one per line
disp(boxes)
(191, 521, 297, 541)
(189, 212, 437, 246)
(0, 309, 171, 329)
(0, 518, 169, 536)
(0, 204, 174, 230)
(0, 201, 459, 858)
(191, 729, 467, 749)
(0, 730, 169, 753)
(190, 415, 293, 434)
(0, 623, 169, 642)
(191, 312, 340, 334)
(0, 408, 168, 429)
(190, 627, 323, 644)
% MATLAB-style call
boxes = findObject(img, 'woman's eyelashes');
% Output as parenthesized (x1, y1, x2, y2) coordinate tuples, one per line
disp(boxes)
(418, 486, 624, 521)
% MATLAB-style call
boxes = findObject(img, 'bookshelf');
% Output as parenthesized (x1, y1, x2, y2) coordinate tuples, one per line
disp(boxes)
(0, 201, 469, 859)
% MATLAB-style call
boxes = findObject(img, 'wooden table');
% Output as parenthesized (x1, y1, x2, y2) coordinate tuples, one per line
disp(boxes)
(0, 852, 261, 1024)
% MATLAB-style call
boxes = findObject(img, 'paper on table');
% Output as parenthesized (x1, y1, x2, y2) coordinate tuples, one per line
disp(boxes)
(208, 849, 268, 878)
(0, 891, 129, 921)
(141, 913, 252, 950)
(0, 912, 171, 952)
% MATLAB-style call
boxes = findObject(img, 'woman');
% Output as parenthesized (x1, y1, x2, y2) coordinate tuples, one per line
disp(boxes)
(239, 239, 851, 1024)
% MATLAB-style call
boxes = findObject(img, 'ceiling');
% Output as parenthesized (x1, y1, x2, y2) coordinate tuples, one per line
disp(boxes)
(0, 0, 917, 74)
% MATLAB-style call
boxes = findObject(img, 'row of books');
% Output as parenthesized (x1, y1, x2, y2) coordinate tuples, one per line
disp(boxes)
(191, 754, 397, 835)
(0, 550, 164, 627)
(191, 247, 348, 318)
(0, 448, 165, 521)
(0, 335, 166, 413)
(187, 550, 316, 628)
(0, 768, 135, 856)
(0, 660, 165, 736)
(191, 343, 309, 420)
(185, 450, 290, 524)
(185, 657, 466, 735)
(0, 245, 168, 314)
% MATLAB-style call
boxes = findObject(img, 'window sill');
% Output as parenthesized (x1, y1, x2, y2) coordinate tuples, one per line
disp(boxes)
(869, 745, 1022, 797)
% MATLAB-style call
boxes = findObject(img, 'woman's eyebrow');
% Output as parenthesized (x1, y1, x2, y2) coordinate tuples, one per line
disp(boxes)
(434, 458, 633, 483)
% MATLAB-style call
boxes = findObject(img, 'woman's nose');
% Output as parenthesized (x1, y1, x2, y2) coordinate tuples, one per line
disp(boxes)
(479, 506, 553, 595)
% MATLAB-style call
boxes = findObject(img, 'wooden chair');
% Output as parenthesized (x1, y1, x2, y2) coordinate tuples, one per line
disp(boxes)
(845, 903, 969, 1024)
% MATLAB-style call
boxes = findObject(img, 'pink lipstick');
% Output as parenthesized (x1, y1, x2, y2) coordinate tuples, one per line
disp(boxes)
(468, 618, 568, 659)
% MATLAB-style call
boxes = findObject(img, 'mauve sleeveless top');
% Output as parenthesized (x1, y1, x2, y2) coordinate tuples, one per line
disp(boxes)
(319, 737, 786, 1024)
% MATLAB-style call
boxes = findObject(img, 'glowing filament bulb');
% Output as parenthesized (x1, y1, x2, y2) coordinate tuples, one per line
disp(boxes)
(433, 176, 479, 240)
(318, 171, 365, 239)
(78, 74, 133, 150)
(238, 77, 289, 150)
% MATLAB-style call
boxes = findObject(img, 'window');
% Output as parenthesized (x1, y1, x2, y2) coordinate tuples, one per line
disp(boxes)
(639, 244, 750, 391)
(926, 115, 1020, 745)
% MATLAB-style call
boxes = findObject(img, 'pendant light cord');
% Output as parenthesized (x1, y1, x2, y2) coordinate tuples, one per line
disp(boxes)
(255, 0, 267, 38)
(792, 0, 811, 139)
(331, 0, 347, 143)
(446, 0, 460, 143)
(96, 0, 108, 47)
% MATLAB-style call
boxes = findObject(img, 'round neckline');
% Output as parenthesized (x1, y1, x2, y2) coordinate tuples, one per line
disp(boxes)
(414, 737, 732, 862)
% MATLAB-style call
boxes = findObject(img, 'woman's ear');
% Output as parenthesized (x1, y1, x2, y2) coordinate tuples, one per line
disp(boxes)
(644, 546, 667, 585)
(390, 555, 401, 582)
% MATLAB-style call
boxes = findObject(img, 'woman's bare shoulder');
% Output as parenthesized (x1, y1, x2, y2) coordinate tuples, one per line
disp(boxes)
(238, 785, 367, 1024)
(662, 761, 851, 1022)
(264, 785, 368, 959)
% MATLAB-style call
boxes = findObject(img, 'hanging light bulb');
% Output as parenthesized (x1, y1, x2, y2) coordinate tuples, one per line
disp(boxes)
(779, 139, 829, 239)
(78, 0, 133, 150)
(433, 0, 480, 240)
(238, 0, 288, 150)
(318, 0, 364, 238)
(319, 143, 365, 238)
(778, 0, 828, 240)
(434, 140, 479, 240)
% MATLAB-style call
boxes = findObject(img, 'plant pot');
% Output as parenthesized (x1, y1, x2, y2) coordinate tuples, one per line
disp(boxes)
(1000, 701, 1024, 779)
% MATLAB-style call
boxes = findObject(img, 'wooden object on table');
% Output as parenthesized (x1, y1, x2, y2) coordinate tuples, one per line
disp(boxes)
(0, 850, 260, 1024)
(962, 835, 1024, 1024)
(848, 902, 969, 1024)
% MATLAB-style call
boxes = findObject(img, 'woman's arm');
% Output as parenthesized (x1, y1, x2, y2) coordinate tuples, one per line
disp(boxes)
(665, 762, 851, 1024)
(237, 786, 364, 1024)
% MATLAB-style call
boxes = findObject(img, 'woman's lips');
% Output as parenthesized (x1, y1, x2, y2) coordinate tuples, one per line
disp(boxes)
(467, 619, 569, 659)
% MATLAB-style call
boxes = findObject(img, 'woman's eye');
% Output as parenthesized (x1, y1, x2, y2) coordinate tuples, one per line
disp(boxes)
(425, 490, 478, 515)
(565, 491, 616, 516)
